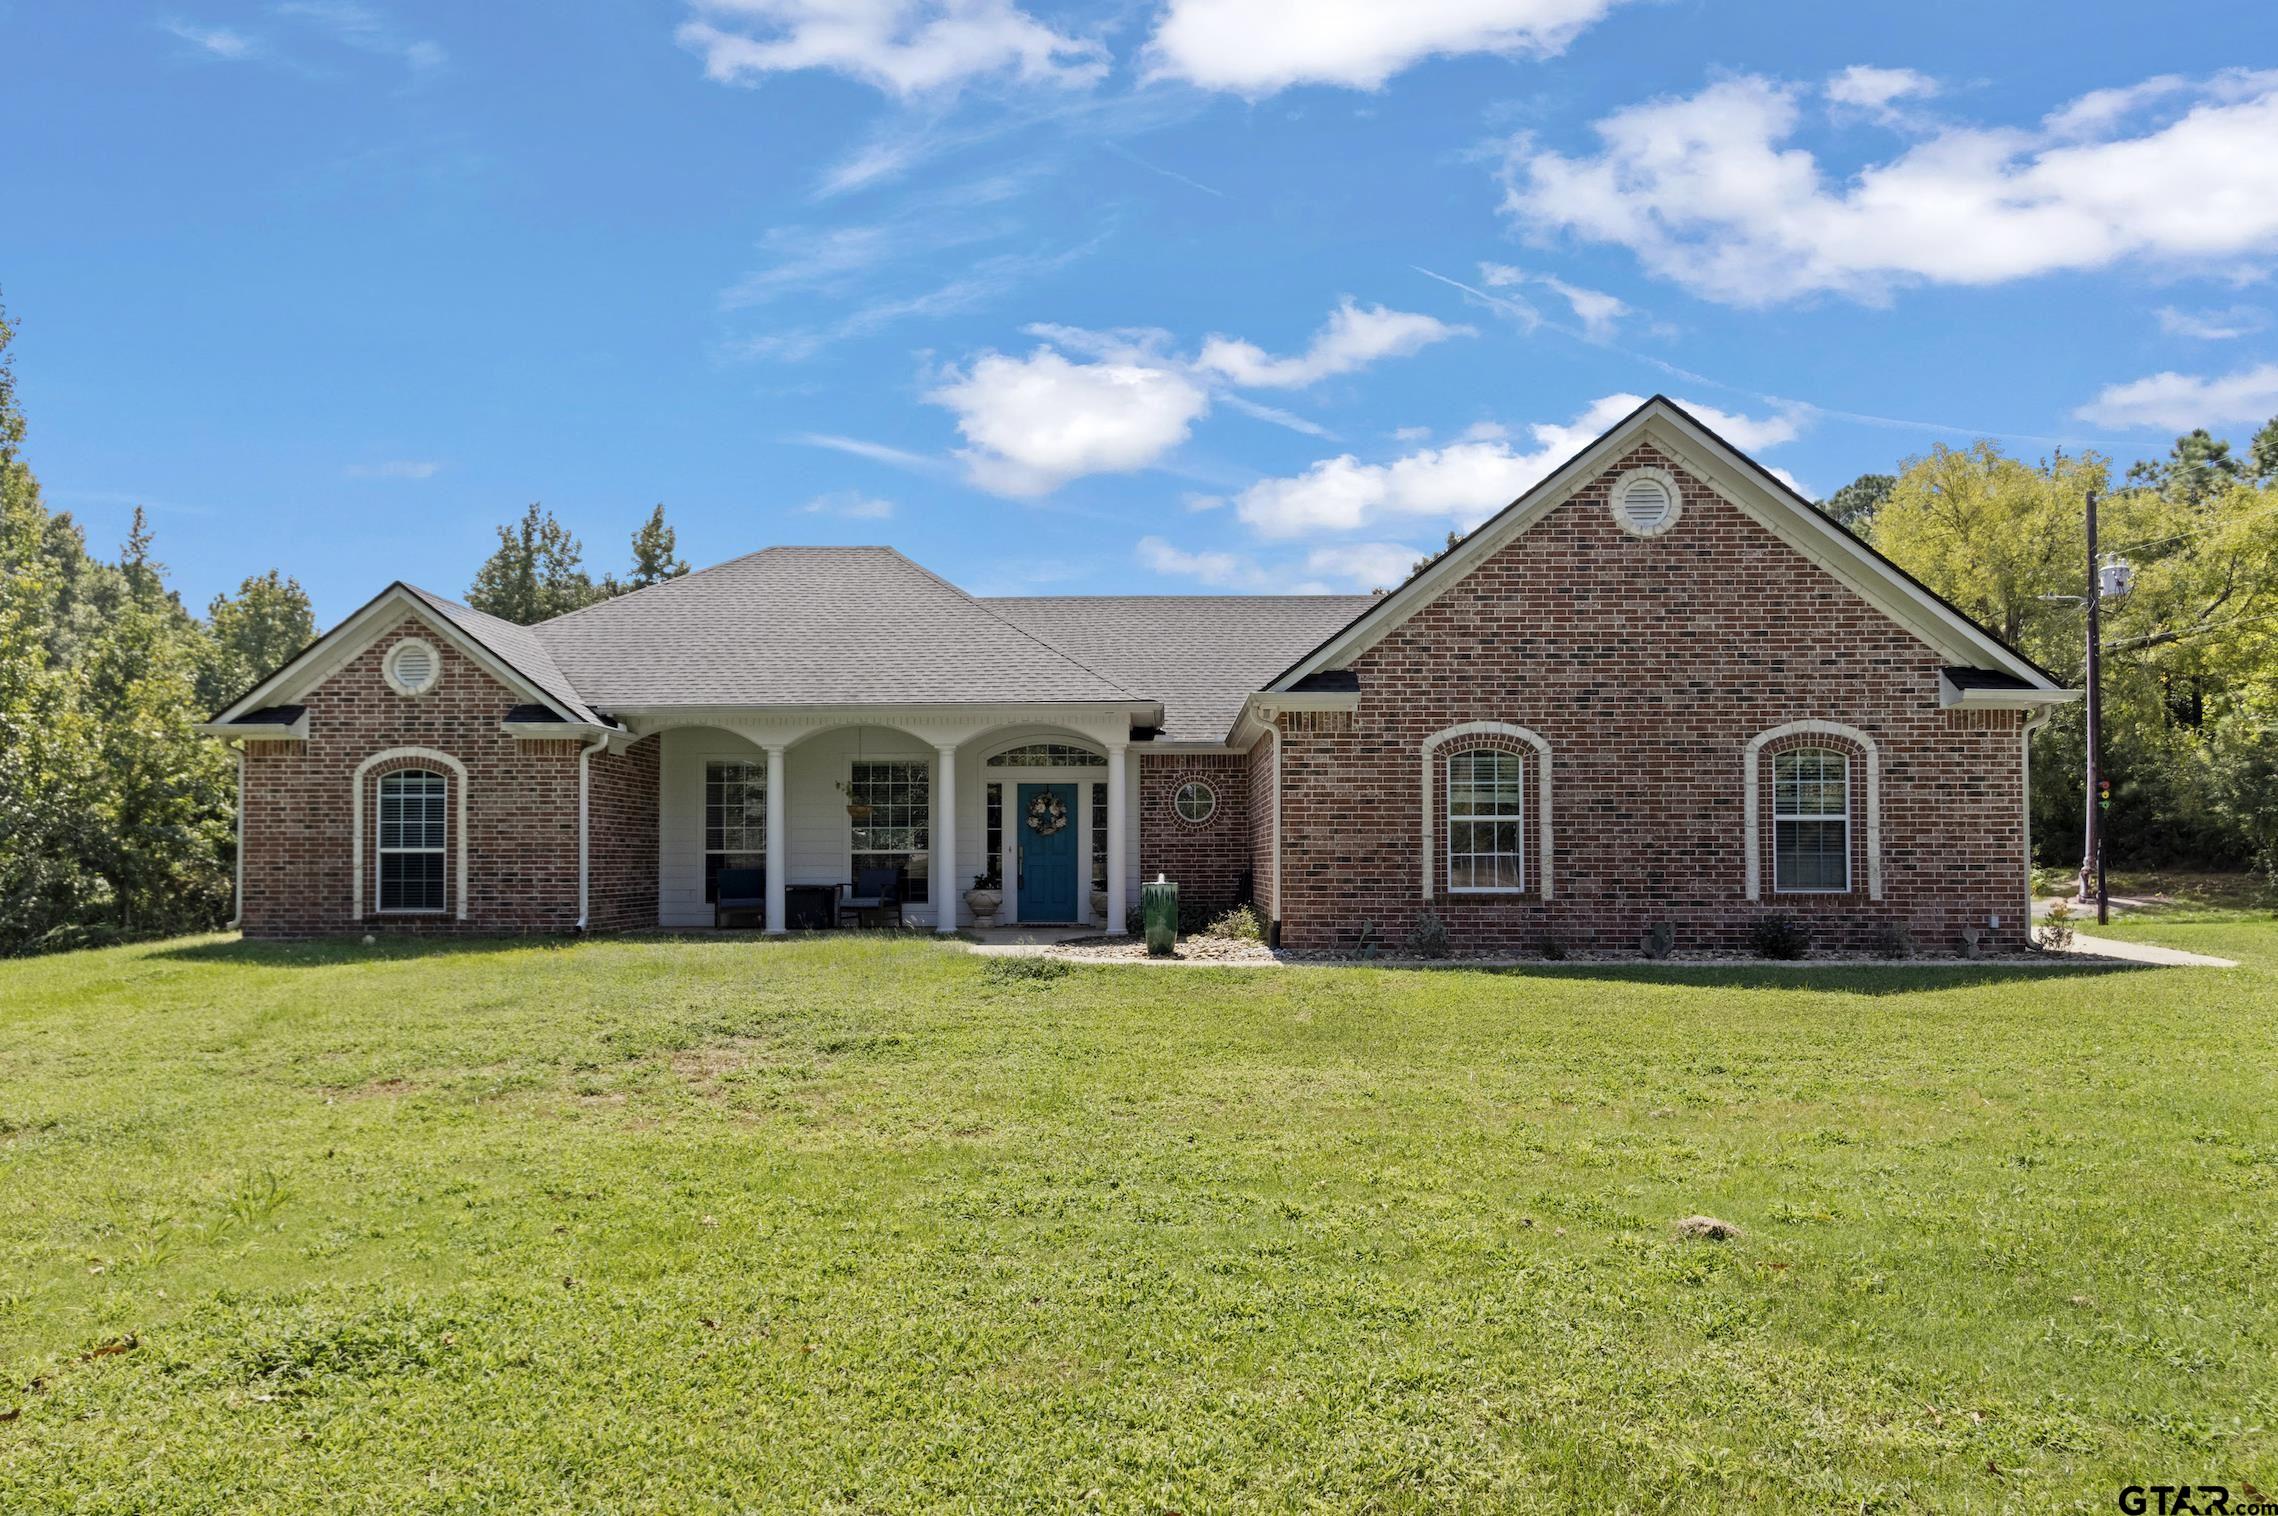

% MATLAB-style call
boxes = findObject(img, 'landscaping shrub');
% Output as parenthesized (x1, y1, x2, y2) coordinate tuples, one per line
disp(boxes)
(1406, 911, 1450, 958)
(2039, 899, 2075, 951)
(1751, 913, 1812, 960)
(1198, 904, 1264, 942)
(1865, 922, 1913, 958)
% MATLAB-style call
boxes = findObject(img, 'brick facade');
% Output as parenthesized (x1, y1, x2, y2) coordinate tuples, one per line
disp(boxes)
(1265, 442, 2032, 955)
(1136, 752, 1252, 917)
(238, 618, 657, 939)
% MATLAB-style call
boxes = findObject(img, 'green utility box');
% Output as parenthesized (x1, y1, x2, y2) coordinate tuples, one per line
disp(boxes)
(1142, 875, 1178, 957)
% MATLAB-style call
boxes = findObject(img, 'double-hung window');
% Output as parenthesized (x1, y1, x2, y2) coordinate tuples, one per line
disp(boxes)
(849, 759, 930, 901)
(376, 769, 447, 912)
(1446, 749, 1525, 892)
(704, 759, 766, 903)
(1772, 749, 1850, 892)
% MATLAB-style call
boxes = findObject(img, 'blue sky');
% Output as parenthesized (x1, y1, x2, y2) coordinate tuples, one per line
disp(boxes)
(4, 1, 2275, 622)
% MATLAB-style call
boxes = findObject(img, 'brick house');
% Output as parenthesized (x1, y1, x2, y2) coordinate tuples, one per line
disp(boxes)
(202, 397, 2073, 952)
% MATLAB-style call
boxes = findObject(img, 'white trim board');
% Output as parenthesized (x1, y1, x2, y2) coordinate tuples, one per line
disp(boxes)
(1420, 722, 1554, 901)
(350, 747, 470, 922)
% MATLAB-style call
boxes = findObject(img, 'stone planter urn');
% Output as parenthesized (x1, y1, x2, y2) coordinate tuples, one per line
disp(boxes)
(964, 887, 1002, 928)
(1090, 888, 1109, 924)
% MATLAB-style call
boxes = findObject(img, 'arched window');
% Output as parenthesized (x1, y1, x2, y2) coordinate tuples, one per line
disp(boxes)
(1771, 748, 1850, 893)
(986, 742, 1106, 767)
(377, 769, 448, 912)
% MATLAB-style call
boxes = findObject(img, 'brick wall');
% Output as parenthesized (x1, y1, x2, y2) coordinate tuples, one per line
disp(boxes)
(588, 736, 660, 931)
(1136, 751, 1251, 917)
(238, 617, 658, 938)
(1247, 730, 1277, 921)
(1271, 443, 2032, 955)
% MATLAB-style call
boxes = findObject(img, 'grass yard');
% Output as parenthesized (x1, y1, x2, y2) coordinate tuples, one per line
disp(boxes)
(3, 916, 2274, 1513)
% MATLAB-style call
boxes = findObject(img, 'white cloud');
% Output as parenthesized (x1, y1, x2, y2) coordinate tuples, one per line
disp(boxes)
(1136, 534, 1269, 588)
(678, 0, 1105, 97)
(1824, 64, 1937, 117)
(1479, 262, 1628, 337)
(2074, 363, 2278, 431)
(1144, 0, 1630, 94)
(1234, 393, 1799, 538)
(1505, 69, 2278, 306)
(791, 432, 951, 474)
(799, 490, 896, 519)
(2155, 305, 2267, 341)
(1302, 540, 1421, 590)
(929, 346, 1212, 496)
(160, 19, 258, 59)
(1196, 300, 1467, 388)
(275, 1, 446, 71)
(343, 459, 440, 479)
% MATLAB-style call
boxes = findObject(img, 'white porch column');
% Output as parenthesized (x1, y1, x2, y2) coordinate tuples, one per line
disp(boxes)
(763, 744, 787, 934)
(1106, 741, 1128, 934)
(933, 744, 958, 933)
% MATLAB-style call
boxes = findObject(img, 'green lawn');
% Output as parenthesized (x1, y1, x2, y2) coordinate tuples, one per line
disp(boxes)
(3, 922, 2274, 1513)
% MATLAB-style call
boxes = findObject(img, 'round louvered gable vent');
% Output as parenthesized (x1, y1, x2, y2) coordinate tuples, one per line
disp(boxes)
(384, 638, 441, 696)
(1610, 468, 1681, 537)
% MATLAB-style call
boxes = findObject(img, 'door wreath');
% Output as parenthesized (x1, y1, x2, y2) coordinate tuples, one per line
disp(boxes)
(1025, 791, 1069, 835)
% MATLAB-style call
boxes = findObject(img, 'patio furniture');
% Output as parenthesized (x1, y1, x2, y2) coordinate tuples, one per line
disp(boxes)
(714, 866, 764, 929)
(784, 884, 837, 931)
(837, 867, 903, 930)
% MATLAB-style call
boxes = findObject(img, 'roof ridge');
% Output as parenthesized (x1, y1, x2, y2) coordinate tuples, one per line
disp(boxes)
(882, 548, 1143, 701)
(536, 543, 788, 628)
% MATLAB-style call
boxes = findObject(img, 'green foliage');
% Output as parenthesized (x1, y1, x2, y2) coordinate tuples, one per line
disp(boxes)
(2, 927, 2275, 1505)
(1815, 471, 1893, 531)
(465, 503, 607, 624)
(1749, 912, 1811, 959)
(625, 503, 689, 590)
(1198, 902, 1265, 941)
(201, 569, 315, 711)
(1867, 429, 2278, 875)
(0, 306, 241, 954)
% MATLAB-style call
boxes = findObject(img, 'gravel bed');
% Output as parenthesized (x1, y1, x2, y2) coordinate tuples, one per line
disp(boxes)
(1036, 937, 2054, 967)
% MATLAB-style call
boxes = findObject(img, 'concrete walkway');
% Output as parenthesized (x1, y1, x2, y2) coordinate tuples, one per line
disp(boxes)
(2050, 932, 2239, 968)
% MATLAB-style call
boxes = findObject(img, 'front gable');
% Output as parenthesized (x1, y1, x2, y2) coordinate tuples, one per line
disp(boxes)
(1267, 397, 2070, 703)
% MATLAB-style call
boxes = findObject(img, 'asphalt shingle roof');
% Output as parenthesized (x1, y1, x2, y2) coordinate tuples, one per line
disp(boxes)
(985, 594, 1377, 742)
(401, 584, 604, 725)
(528, 547, 1143, 710)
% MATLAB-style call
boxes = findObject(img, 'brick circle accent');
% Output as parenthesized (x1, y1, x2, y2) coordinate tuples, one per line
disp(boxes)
(1160, 770, 1225, 829)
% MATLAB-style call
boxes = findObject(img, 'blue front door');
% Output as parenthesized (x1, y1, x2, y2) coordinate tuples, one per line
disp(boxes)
(1016, 783, 1080, 921)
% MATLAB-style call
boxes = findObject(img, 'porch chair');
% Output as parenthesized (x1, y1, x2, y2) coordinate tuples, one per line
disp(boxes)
(714, 866, 765, 929)
(836, 866, 904, 930)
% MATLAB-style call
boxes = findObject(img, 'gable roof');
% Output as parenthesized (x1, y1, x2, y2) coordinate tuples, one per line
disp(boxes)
(1266, 394, 2069, 696)
(530, 546, 1143, 709)
(207, 581, 601, 728)
(987, 594, 1375, 742)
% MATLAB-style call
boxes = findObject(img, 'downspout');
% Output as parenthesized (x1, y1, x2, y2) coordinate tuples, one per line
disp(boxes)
(576, 731, 609, 932)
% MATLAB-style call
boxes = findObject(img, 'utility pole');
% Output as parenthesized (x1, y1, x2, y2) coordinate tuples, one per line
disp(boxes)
(2076, 488, 2108, 925)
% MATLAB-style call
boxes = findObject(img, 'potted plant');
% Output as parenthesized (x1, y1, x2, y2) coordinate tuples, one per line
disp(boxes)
(964, 869, 1003, 928)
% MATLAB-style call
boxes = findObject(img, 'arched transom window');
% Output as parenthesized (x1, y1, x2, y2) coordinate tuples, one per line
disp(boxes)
(987, 742, 1106, 767)
(377, 769, 448, 912)
(1772, 749, 1850, 893)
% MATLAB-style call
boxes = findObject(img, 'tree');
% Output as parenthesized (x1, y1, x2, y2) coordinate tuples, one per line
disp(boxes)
(466, 503, 605, 624)
(2252, 416, 2278, 482)
(625, 503, 689, 589)
(2125, 427, 2243, 505)
(202, 569, 316, 711)
(1817, 473, 1894, 532)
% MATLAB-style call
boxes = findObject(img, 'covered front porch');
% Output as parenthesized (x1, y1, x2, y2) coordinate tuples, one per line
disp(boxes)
(628, 703, 1155, 935)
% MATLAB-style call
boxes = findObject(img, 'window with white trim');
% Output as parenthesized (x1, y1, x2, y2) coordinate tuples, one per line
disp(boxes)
(704, 759, 766, 904)
(1173, 780, 1216, 824)
(1772, 748, 1850, 892)
(376, 769, 447, 911)
(1446, 749, 1524, 892)
(849, 759, 930, 902)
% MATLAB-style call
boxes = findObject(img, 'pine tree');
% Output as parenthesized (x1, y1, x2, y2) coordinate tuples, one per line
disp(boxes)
(466, 503, 604, 624)
(626, 503, 689, 589)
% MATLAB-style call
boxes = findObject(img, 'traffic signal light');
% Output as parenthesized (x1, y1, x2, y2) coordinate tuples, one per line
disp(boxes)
(2097, 778, 2112, 813)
